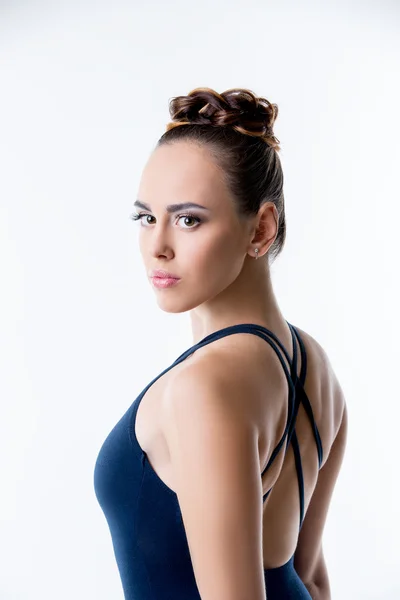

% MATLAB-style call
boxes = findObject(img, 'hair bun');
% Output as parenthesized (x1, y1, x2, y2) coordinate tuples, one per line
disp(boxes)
(166, 87, 280, 151)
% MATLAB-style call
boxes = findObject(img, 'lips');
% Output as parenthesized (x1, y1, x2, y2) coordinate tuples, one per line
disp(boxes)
(151, 269, 180, 279)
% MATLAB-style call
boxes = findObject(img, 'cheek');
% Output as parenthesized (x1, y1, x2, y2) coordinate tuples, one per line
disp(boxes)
(186, 234, 243, 285)
(185, 233, 231, 265)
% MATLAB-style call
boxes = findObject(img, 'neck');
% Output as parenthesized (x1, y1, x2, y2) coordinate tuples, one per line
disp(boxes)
(190, 257, 285, 346)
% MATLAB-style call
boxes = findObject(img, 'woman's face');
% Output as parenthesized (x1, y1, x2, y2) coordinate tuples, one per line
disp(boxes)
(134, 140, 253, 314)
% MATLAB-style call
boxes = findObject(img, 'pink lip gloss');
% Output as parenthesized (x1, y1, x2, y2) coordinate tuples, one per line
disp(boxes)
(151, 277, 181, 289)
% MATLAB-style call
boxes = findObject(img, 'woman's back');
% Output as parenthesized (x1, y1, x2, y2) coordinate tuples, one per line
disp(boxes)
(249, 323, 347, 591)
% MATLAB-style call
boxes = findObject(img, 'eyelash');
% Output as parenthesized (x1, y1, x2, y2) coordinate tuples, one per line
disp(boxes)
(129, 212, 202, 229)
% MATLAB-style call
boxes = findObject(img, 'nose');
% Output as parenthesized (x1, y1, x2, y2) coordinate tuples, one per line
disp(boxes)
(147, 223, 174, 259)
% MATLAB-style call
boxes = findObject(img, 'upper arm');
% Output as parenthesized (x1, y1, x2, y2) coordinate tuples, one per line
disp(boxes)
(162, 360, 268, 600)
(294, 400, 348, 586)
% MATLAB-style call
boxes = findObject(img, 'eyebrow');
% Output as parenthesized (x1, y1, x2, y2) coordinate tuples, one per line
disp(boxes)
(134, 200, 211, 213)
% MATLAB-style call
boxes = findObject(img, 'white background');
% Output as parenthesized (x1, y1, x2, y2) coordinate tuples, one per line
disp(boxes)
(0, 1, 399, 598)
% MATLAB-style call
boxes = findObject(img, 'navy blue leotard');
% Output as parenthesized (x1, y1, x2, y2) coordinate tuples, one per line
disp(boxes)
(94, 322, 323, 599)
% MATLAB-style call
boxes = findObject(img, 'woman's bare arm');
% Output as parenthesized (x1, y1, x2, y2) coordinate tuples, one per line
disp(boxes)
(162, 355, 282, 600)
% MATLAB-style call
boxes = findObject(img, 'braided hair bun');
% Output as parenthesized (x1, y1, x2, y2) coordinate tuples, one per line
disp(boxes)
(165, 87, 281, 151)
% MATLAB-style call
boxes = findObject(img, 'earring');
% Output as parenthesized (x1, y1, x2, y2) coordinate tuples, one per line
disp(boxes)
(254, 248, 259, 259)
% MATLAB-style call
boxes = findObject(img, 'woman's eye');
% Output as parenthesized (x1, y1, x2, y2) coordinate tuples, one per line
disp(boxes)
(130, 212, 201, 229)
(140, 214, 154, 225)
(177, 215, 201, 228)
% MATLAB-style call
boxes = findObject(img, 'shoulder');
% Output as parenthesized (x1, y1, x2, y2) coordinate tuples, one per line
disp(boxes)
(295, 326, 347, 406)
(162, 350, 259, 438)
(160, 345, 288, 504)
(294, 325, 347, 462)
(162, 343, 285, 443)
(294, 325, 343, 383)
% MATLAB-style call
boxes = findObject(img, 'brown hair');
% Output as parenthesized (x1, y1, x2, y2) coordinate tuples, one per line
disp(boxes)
(157, 87, 286, 264)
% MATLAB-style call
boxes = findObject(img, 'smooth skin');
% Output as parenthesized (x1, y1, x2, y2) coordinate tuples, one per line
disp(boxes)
(134, 140, 347, 600)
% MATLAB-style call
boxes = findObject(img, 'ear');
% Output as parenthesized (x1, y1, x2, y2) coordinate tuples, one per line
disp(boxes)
(250, 202, 279, 257)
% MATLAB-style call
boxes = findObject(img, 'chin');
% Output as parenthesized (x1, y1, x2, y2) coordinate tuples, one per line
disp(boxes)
(154, 291, 212, 314)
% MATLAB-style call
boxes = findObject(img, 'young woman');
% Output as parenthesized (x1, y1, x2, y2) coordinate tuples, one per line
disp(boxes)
(94, 87, 347, 600)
